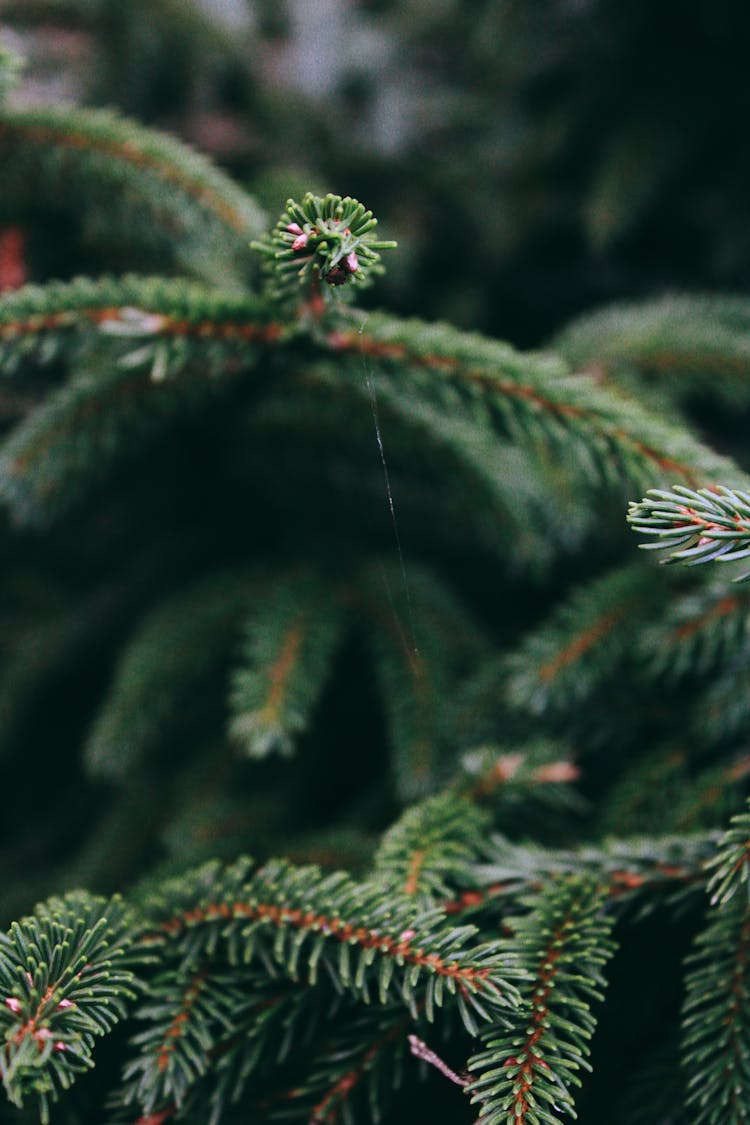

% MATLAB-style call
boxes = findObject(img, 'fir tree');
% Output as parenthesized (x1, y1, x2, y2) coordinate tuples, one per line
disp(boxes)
(3, 18, 750, 1125)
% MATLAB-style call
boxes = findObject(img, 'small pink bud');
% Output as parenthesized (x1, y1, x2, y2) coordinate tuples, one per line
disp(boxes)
(286, 223, 303, 235)
(345, 251, 359, 273)
(398, 929, 416, 942)
(4, 997, 21, 1014)
(54, 1041, 67, 1053)
(533, 761, 581, 783)
(493, 753, 524, 781)
(25, 972, 33, 986)
(291, 233, 309, 251)
(57, 998, 74, 1009)
(34, 1028, 52, 1041)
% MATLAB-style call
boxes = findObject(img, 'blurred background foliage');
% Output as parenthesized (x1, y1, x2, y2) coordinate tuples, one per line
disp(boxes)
(1, 0, 750, 909)
(0, 9, 749, 1120)
(4, 0, 750, 343)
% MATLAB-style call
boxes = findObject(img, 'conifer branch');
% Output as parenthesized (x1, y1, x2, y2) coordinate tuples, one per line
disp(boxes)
(556, 295, 750, 411)
(355, 562, 486, 800)
(0, 276, 281, 377)
(1, 276, 744, 561)
(503, 565, 657, 716)
(639, 578, 750, 682)
(229, 573, 344, 759)
(117, 967, 306, 1121)
(0, 328, 274, 526)
(629, 485, 750, 573)
(85, 570, 258, 777)
(373, 755, 584, 918)
(274, 1005, 414, 1125)
(693, 654, 750, 750)
(139, 858, 527, 1032)
(682, 874, 750, 1121)
(0, 108, 266, 282)
(0, 892, 141, 1122)
(467, 877, 615, 1125)
(603, 749, 750, 837)
(325, 312, 744, 494)
(373, 793, 492, 903)
(472, 834, 714, 914)
(703, 798, 750, 908)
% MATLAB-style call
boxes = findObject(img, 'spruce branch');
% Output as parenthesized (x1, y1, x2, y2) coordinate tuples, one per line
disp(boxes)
(629, 485, 750, 573)
(0, 275, 280, 379)
(294, 356, 584, 568)
(1, 278, 744, 562)
(682, 891, 750, 1123)
(272, 1004, 415, 1125)
(0, 108, 266, 282)
(0, 358, 222, 524)
(0, 891, 141, 1122)
(117, 967, 312, 1122)
(372, 752, 584, 915)
(85, 570, 258, 778)
(601, 746, 750, 838)
(324, 312, 745, 499)
(0, 324, 276, 526)
(703, 798, 750, 908)
(471, 834, 714, 918)
(373, 792, 492, 904)
(228, 572, 345, 759)
(692, 651, 750, 750)
(556, 294, 750, 412)
(138, 858, 527, 1033)
(355, 561, 487, 801)
(503, 564, 657, 717)
(639, 578, 750, 682)
(466, 877, 615, 1125)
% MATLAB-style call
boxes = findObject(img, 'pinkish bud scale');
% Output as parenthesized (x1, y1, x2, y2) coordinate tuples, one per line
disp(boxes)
(4, 997, 21, 1014)
(291, 233, 309, 252)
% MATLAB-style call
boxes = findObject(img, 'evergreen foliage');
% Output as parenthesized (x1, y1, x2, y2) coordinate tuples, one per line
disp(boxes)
(0, 109, 265, 285)
(467, 877, 615, 1125)
(3, 11, 750, 1124)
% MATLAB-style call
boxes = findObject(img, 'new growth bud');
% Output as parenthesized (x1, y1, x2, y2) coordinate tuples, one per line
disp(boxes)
(252, 192, 396, 310)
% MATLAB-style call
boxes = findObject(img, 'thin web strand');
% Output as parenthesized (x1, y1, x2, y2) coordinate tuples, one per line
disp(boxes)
(359, 315, 420, 661)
